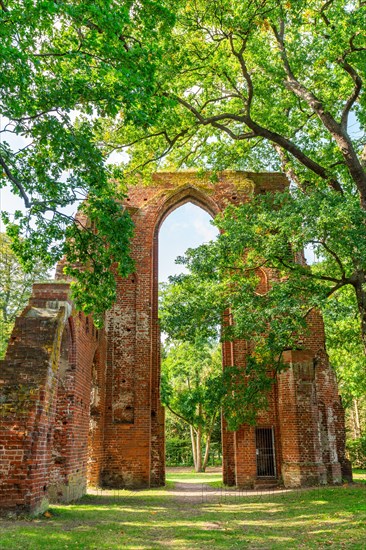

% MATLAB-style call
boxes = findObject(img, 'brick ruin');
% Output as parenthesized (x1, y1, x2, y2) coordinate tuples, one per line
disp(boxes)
(0, 171, 352, 514)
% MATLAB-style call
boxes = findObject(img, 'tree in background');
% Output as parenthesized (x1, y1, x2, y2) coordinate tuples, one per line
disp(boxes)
(0, 233, 49, 357)
(160, 278, 276, 432)
(323, 286, 366, 466)
(323, 286, 366, 432)
(161, 339, 223, 472)
(0, 0, 174, 323)
(103, 0, 366, 352)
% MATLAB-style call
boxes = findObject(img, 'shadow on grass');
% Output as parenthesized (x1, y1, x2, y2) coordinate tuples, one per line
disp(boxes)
(0, 486, 365, 549)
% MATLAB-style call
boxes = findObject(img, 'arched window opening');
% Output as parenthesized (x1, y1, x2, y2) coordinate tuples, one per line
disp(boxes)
(158, 202, 222, 475)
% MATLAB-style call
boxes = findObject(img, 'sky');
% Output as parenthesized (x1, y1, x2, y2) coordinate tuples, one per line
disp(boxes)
(158, 203, 219, 282)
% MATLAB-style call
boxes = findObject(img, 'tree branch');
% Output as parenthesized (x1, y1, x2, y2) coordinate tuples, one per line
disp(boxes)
(319, 0, 335, 26)
(311, 239, 346, 279)
(228, 33, 253, 112)
(272, 21, 366, 202)
(274, 256, 343, 284)
(339, 58, 363, 130)
(174, 94, 336, 182)
(0, 154, 31, 208)
(127, 126, 193, 173)
(165, 404, 193, 427)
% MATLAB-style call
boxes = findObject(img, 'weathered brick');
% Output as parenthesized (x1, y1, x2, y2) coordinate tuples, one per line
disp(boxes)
(0, 171, 350, 514)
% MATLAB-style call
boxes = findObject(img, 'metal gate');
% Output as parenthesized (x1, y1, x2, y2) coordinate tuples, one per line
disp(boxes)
(255, 427, 276, 477)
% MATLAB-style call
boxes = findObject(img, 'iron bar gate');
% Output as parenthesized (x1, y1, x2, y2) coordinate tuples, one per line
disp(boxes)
(255, 427, 276, 477)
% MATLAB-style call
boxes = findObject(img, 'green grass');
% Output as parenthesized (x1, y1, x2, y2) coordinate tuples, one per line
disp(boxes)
(0, 475, 365, 549)
(166, 469, 222, 485)
(352, 469, 366, 484)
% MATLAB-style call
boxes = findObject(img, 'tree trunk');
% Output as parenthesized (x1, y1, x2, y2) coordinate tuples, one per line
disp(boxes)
(190, 425, 197, 470)
(353, 275, 366, 356)
(353, 398, 361, 438)
(202, 432, 212, 472)
(196, 425, 202, 472)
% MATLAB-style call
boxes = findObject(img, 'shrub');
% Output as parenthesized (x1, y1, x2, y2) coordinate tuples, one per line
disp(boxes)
(347, 434, 366, 469)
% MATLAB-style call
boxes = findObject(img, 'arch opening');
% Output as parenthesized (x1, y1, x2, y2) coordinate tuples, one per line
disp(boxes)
(156, 202, 223, 478)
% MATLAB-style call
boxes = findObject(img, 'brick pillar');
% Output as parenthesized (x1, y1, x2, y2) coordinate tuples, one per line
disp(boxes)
(235, 426, 257, 488)
(0, 292, 71, 514)
(102, 209, 154, 488)
(278, 350, 327, 487)
(333, 400, 352, 482)
(221, 416, 236, 486)
(315, 358, 346, 485)
(150, 324, 165, 487)
(221, 339, 236, 486)
(150, 227, 165, 487)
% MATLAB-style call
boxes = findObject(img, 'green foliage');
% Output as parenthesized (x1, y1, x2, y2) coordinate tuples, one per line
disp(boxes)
(323, 286, 366, 407)
(107, 0, 366, 349)
(2, 0, 366, 337)
(347, 434, 366, 469)
(160, 276, 281, 430)
(161, 339, 223, 432)
(165, 439, 222, 467)
(158, 186, 366, 429)
(160, 185, 366, 406)
(109, 0, 365, 186)
(0, 0, 174, 318)
(165, 437, 193, 466)
(161, 338, 225, 469)
(165, 407, 190, 442)
(0, 233, 49, 357)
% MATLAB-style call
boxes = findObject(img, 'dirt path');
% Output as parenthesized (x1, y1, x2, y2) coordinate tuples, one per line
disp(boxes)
(88, 467, 293, 505)
(165, 468, 291, 504)
(166, 481, 218, 503)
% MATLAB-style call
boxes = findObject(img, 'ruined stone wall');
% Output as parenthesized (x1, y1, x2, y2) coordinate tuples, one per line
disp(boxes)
(0, 283, 102, 514)
(0, 170, 349, 513)
(102, 171, 288, 488)
(232, 313, 348, 489)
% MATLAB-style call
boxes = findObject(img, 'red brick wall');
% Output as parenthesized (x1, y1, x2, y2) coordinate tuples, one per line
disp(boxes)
(0, 171, 349, 514)
(0, 284, 71, 514)
(101, 171, 288, 488)
(0, 284, 102, 514)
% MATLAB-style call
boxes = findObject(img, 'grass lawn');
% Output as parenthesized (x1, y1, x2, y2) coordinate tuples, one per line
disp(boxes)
(352, 469, 366, 484)
(165, 467, 223, 485)
(0, 471, 365, 549)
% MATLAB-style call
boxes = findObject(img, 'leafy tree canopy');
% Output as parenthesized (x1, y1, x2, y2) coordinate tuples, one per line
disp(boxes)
(160, 283, 279, 431)
(108, 0, 365, 185)
(2, 0, 366, 336)
(0, 233, 49, 357)
(161, 338, 223, 471)
(104, 0, 366, 349)
(323, 285, 366, 405)
(0, 0, 174, 323)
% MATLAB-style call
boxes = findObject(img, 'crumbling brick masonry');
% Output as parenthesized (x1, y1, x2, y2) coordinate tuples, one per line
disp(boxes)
(0, 172, 351, 514)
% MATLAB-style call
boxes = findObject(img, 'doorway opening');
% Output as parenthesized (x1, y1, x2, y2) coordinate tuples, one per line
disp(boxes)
(158, 202, 221, 474)
(255, 427, 276, 477)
